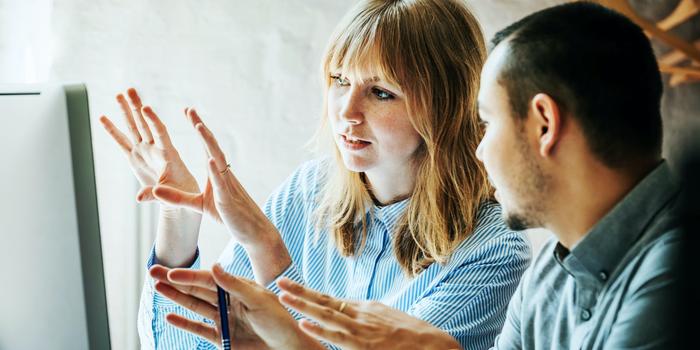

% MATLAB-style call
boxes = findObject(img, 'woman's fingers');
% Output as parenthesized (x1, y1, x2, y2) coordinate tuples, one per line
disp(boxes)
(116, 93, 142, 143)
(185, 107, 205, 128)
(142, 105, 174, 149)
(136, 186, 155, 202)
(126, 88, 154, 144)
(99, 115, 133, 153)
(155, 281, 219, 320)
(277, 278, 356, 317)
(165, 313, 220, 345)
(188, 110, 228, 172)
(206, 158, 228, 194)
(153, 185, 204, 213)
(278, 292, 356, 330)
(298, 319, 355, 348)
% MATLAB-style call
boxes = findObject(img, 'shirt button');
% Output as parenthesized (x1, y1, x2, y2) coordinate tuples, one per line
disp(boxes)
(581, 309, 592, 321)
(599, 271, 608, 281)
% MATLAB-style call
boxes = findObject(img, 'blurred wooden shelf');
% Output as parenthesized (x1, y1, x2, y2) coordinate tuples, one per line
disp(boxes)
(589, 0, 700, 86)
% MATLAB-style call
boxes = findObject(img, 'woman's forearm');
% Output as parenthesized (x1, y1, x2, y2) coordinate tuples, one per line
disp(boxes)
(241, 223, 292, 286)
(154, 206, 203, 267)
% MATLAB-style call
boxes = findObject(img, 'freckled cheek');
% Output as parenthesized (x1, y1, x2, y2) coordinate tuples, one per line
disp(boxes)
(375, 121, 421, 156)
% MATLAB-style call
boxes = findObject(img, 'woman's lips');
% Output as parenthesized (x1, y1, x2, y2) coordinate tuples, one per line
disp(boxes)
(340, 134, 371, 151)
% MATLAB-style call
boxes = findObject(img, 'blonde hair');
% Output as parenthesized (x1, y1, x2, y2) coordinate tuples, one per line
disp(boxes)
(314, 0, 491, 276)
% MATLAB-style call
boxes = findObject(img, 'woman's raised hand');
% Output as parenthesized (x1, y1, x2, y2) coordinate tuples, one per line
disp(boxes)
(150, 109, 269, 238)
(151, 109, 292, 284)
(99, 88, 200, 202)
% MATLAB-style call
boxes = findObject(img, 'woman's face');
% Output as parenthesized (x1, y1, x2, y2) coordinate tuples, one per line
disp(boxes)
(327, 69, 422, 175)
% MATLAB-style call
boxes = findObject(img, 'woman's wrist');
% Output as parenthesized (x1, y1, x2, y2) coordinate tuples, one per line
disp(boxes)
(241, 225, 292, 285)
(154, 206, 202, 268)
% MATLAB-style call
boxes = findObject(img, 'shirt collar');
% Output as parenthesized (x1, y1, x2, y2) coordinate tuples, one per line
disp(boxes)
(555, 161, 679, 285)
(371, 197, 410, 230)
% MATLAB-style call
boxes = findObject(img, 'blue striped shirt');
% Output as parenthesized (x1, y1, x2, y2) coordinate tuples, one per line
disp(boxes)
(138, 159, 531, 349)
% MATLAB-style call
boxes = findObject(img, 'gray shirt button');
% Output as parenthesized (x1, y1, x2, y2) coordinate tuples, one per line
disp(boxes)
(581, 309, 592, 321)
(599, 271, 608, 281)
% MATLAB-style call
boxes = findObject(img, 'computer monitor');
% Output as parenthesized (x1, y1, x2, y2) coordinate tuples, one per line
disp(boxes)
(0, 84, 111, 350)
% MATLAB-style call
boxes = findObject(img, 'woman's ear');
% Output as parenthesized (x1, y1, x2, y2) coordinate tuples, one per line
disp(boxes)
(529, 93, 561, 158)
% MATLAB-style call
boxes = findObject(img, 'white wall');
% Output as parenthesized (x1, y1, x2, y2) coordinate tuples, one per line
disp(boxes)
(0, 1, 563, 349)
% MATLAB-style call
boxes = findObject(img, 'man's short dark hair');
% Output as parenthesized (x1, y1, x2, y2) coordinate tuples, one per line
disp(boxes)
(491, 2, 663, 167)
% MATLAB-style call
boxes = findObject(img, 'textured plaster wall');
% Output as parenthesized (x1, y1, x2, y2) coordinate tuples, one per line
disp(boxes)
(1, 1, 697, 349)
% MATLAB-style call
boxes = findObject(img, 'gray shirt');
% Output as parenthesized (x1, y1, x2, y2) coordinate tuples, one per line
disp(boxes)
(493, 161, 682, 349)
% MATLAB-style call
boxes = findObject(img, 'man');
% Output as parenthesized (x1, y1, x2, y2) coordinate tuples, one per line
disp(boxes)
(476, 2, 681, 348)
(152, 3, 682, 349)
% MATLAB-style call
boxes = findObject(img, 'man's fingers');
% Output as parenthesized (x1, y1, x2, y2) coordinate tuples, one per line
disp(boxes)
(279, 292, 356, 330)
(154, 281, 218, 320)
(150, 266, 218, 305)
(277, 278, 355, 317)
(116, 93, 142, 143)
(153, 185, 204, 213)
(126, 88, 154, 144)
(211, 264, 264, 307)
(142, 105, 174, 149)
(298, 319, 355, 348)
(167, 268, 218, 291)
(165, 313, 220, 345)
(99, 115, 133, 153)
(149, 264, 171, 282)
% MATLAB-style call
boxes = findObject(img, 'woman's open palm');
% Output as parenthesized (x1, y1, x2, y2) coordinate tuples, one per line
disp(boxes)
(100, 88, 200, 202)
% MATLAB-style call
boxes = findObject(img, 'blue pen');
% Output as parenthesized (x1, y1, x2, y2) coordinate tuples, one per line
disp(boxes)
(217, 285, 231, 350)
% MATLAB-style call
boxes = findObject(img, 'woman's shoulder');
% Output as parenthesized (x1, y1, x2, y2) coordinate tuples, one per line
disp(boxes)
(269, 157, 332, 204)
(452, 201, 532, 264)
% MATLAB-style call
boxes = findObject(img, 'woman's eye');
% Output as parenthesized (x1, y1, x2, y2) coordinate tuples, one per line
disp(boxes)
(372, 88, 394, 101)
(330, 75, 350, 87)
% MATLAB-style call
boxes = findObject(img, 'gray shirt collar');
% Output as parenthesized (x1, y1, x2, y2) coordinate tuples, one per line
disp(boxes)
(553, 161, 679, 285)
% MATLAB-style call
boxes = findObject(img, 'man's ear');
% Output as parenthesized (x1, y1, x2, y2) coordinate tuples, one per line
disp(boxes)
(529, 93, 561, 158)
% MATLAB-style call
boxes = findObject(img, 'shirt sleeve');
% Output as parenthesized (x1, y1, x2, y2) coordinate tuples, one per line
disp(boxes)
(408, 232, 530, 350)
(257, 161, 321, 317)
(491, 268, 527, 350)
(137, 246, 218, 350)
(602, 234, 681, 350)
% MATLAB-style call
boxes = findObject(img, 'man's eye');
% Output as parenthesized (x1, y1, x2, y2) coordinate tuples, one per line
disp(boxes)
(372, 88, 394, 101)
(479, 120, 489, 128)
(330, 75, 350, 87)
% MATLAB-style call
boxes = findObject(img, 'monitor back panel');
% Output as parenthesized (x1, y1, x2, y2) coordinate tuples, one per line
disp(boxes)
(0, 84, 109, 350)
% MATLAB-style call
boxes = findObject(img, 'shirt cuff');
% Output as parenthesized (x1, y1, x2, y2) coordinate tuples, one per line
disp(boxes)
(265, 262, 304, 320)
(146, 245, 201, 270)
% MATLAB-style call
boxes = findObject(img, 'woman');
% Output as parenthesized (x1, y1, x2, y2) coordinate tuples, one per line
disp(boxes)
(101, 0, 530, 349)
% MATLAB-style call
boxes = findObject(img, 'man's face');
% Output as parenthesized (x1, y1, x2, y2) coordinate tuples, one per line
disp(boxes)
(476, 43, 550, 231)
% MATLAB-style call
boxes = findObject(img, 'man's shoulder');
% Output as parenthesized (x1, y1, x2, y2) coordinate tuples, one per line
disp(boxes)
(624, 227, 683, 293)
(518, 236, 568, 296)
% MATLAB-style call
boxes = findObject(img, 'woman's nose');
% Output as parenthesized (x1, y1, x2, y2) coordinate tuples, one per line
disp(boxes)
(339, 88, 364, 125)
